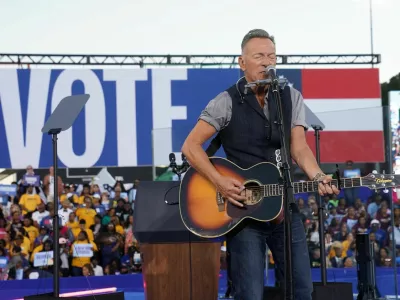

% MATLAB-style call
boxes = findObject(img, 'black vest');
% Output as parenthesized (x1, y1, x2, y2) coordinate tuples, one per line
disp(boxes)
(218, 78, 293, 169)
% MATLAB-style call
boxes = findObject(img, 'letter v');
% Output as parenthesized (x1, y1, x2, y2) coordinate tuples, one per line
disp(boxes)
(0, 69, 50, 168)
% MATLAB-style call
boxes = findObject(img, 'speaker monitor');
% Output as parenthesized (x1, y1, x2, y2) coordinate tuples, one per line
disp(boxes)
(263, 282, 353, 300)
(355, 233, 380, 299)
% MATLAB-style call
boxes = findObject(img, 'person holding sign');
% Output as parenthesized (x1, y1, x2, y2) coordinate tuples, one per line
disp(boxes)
(33, 240, 54, 274)
(70, 231, 98, 277)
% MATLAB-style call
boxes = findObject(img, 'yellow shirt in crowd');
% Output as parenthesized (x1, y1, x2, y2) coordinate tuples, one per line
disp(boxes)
(70, 240, 98, 268)
(66, 221, 80, 230)
(19, 194, 42, 214)
(60, 193, 79, 204)
(71, 228, 94, 241)
(75, 208, 97, 229)
(76, 195, 92, 206)
(23, 226, 39, 251)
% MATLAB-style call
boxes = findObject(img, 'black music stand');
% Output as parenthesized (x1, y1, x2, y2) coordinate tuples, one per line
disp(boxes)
(28, 94, 124, 300)
(304, 104, 353, 300)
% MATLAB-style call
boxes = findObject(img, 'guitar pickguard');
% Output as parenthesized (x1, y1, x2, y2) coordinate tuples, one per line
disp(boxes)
(216, 192, 225, 212)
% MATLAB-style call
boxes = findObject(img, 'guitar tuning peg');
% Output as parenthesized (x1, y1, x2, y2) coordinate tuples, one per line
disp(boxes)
(372, 170, 378, 174)
(382, 170, 386, 174)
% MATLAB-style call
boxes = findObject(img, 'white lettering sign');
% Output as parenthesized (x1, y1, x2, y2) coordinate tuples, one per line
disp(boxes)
(34, 251, 54, 267)
(152, 69, 188, 166)
(0, 69, 51, 168)
(52, 69, 106, 167)
(73, 243, 93, 257)
(103, 69, 148, 167)
(0, 69, 191, 168)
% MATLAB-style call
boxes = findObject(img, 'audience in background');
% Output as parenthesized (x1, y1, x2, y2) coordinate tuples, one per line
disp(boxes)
(0, 166, 141, 280)
(0, 164, 399, 281)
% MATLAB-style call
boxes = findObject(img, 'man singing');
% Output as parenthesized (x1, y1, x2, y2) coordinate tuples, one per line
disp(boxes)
(181, 29, 340, 300)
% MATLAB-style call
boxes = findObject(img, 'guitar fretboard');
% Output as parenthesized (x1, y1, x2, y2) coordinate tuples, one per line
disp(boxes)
(262, 178, 362, 197)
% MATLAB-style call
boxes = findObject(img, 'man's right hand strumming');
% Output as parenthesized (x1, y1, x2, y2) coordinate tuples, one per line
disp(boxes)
(181, 120, 247, 208)
(215, 176, 247, 207)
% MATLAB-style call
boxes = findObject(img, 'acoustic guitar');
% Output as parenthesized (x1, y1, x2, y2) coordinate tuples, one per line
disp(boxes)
(178, 157, 397, 238)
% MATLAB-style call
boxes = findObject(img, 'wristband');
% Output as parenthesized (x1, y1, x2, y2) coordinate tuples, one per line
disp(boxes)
(312, 172, 326, 181)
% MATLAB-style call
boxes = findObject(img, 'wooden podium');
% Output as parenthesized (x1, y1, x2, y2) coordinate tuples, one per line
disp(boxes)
(134, 181, 222, 300)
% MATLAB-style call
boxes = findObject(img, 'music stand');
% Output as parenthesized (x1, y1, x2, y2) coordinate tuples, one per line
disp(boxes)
(40, 94, 90, 299)
(27, 94, 90, 299)
(32, 95, 125, 300)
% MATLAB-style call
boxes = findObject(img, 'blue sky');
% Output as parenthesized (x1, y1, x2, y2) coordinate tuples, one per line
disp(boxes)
(0, 0, 398, 82)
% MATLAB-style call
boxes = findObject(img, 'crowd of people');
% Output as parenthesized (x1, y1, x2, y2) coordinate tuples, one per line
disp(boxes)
(0, 164, 399, 282)
(0, 166, 140, 280)
(297, 188, 400, 269)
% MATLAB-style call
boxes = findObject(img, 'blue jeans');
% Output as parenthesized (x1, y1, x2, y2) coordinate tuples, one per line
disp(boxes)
(226, 212, 313, 300)
(344, 187, 359, 207)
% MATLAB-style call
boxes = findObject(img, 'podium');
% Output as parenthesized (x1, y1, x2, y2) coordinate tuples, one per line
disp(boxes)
(134, 181, 222, 300)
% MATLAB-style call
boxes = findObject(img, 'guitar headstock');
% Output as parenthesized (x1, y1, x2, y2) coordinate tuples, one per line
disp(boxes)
(362, 171, 400, 191)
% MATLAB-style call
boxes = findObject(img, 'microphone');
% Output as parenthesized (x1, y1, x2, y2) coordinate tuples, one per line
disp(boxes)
(181, 153, 190, 171)
(244, 66, 287, 90)
(266, 65, 278, 83)
(169, 153, 177, 169)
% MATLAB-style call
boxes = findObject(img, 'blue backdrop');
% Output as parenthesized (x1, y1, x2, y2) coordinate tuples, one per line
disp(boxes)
(0, 69, 302, 169)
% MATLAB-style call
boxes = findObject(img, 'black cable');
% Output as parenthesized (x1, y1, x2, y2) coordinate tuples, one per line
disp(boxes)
(163, 184, 180, 205)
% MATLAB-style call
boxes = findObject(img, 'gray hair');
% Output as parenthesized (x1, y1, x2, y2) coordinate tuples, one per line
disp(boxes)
(241, 29, 275, 51)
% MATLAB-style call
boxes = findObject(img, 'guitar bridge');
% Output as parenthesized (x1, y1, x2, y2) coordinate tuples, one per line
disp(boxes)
(216, 192, 225, 212)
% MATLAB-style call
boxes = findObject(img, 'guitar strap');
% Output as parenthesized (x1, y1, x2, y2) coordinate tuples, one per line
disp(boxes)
(205, 134, 222, 157)
(205, 87, 286, 158)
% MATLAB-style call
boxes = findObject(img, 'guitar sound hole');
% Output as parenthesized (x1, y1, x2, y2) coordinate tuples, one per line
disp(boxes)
(242, 180, 263, 205)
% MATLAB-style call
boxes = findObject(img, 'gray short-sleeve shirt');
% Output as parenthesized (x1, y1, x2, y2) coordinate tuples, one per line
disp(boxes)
(199, 86, 308, 132)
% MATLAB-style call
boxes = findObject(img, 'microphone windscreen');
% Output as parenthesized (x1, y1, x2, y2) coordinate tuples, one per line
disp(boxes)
(169, 153, 176, 161)
(266, 65, 276, 78)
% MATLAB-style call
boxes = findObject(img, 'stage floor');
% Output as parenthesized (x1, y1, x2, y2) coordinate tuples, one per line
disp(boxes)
(2, 268, 398, 300)
(123, 293, 230, 299)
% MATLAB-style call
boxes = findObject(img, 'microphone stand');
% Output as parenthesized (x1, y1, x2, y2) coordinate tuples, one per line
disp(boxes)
(164, 154, 190, 206)
(169, 153, 192, 299)
(311, 124, 328, 285)
(270, 78, 295, 300)
(245, 73, 294, 299)
(169, 153, 190, 181)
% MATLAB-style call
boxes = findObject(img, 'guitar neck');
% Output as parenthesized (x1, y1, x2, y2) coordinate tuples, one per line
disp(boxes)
(262, 177, 362, 197)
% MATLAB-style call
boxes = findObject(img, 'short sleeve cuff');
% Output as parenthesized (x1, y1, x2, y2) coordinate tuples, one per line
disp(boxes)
(292, 120, 309, 131)
(198, 115, 221, 132)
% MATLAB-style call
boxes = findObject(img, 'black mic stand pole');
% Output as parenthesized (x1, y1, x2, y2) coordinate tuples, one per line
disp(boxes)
(51, 129, 61, 298)
(311, 124, 328, 285)
(270, 79, 294, 300)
